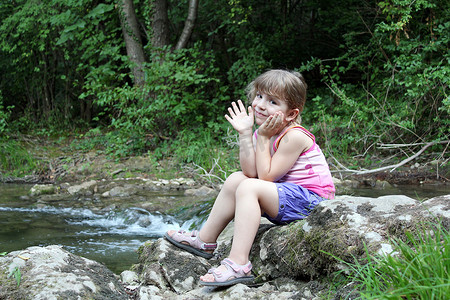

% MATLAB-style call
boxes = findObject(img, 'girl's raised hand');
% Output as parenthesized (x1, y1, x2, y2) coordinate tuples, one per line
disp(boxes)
(225, 100, 254, 134)
(258, 111, 285, 138)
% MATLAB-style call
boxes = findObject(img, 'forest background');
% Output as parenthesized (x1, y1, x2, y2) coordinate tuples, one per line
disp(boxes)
(0, 0, 448, 182)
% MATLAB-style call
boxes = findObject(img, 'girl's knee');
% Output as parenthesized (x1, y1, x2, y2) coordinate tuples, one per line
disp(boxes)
(235, 178, 260, 197)
(236, 178, 277, 201)
(218, 171, 250, 197)
(223, 171, 249, 187)
(227, 171, 248, 181)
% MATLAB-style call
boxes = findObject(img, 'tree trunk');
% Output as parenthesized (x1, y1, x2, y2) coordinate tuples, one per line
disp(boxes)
(175, 0, 198, 50)
(151, 0, 170, 49)
(118, 0, 146, 86)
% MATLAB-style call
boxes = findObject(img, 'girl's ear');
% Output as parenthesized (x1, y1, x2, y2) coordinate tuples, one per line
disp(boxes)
(286, 108, 300, 122)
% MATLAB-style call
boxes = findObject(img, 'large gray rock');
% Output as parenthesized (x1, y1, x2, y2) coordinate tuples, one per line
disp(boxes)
(252, 194, 449, 281)
(2, 194, 447, 299)
(133, 239, 211, 293)
(0, 245, 128, 300)
(130, 194, 449, 299)
(67, 180, 98, 195)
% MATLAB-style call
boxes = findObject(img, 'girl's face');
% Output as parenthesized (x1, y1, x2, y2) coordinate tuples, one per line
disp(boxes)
(251, 92, 297, 126)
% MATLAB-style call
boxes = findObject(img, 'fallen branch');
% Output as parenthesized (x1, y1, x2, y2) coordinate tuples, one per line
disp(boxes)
(377, 140, 449, 149)
(333, 140, 449, 175)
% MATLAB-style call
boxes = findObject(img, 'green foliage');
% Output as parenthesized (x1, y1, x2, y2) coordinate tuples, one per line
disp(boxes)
(8, 266, 21, 287)
(0, 138, 37, 177)
(0, 0, 448, 171)
(91, 44, 231, 157)
(334, 222, 450, 299)
(227, 32, 272, 100)
(299, 0, 449, 162)
(0, 91, 12, 135)
(0, 0, 120, 131)
(68, 127, 109, 153)
(154, 124, 239, 181)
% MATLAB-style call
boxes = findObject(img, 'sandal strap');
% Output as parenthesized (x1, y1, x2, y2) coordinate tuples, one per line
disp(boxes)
(175, 229, 217, 250)
(191, 230, 217, 250)
(222, 258, 252, 274)
(209, 258, 252, 282)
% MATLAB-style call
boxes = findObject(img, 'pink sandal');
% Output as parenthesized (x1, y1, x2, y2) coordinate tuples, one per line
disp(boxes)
(164, 230, 217, 259)
(199, 258, 254, 286)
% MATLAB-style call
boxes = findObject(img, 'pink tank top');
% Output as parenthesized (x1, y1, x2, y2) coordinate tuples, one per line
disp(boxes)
(254, 125, 335, 199)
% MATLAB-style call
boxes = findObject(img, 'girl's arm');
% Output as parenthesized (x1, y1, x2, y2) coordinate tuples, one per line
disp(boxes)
(237, 131, 257, 177)
(256, 114, 312, 181)
(225, 100, 258, 177)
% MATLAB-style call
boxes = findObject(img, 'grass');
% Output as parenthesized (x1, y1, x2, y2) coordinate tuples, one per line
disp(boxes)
(334, 222, 450, 299)
(0, 138, 38, 177)
(1, 251, 21, 286)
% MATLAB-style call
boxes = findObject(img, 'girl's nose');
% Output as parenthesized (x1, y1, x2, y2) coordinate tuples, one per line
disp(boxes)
(255, 98, 265, 110)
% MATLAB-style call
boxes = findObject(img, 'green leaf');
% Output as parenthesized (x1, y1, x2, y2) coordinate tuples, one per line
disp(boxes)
(8, 266, 21, 286)
(86, 4, 114, 19)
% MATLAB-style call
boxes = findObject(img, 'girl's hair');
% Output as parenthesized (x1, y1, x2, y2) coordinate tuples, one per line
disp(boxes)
(247, 69, 308, 114)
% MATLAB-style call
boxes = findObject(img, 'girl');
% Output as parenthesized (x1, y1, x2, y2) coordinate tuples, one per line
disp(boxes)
(165, 69, 335, 287)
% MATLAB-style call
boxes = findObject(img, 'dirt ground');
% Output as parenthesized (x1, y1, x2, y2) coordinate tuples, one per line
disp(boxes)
(16, 151, 450, 188)
(2, 135, 449, 188)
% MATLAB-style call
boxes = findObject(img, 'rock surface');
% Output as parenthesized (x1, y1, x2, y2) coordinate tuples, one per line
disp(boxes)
(29, 184, 58, 196)
(27, 177, 211, 214)
(125, 194, 449, 299)
(0, 245, 128, 300)
(1, 194, 448, 299)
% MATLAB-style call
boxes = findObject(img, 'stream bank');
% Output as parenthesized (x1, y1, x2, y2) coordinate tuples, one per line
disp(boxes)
(1, 193, 449, 299)
(1, 146, 449, 189)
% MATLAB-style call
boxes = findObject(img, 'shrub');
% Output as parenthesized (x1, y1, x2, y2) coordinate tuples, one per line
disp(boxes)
(90, 43, 231, 157)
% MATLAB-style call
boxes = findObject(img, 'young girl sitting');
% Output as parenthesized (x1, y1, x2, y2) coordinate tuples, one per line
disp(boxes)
(165, 69, 335, 287)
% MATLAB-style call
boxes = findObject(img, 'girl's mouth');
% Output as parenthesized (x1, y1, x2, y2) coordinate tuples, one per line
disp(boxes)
(254, 110, 267, 118)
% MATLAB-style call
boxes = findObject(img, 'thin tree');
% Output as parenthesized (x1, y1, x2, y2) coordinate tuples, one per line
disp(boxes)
(175, 0, 198, 50)
(118, 0, 199, 87)
(118, 0, 146, 86)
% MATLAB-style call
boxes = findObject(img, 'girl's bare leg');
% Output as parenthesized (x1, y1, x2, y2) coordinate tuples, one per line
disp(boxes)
(167, 171, 248, 244)
(200, 178, 279, 282)
(198, 171, 249, 243)
(227, 178, 279, 264)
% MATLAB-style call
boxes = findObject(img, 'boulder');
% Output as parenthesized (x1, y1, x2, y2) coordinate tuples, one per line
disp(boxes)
(125, 238, 321, 299)
(104, 184, 140, 197)
(0, 245, 128, 300)
(130, 194, 449, 298)
(67, 180, 98, 195)
(2, 194, 448, 299)
(133, 239, 211, 293)
(184, 185, 218, 198)
(29, 184, 58, 196)
(251, 194, 449, 281)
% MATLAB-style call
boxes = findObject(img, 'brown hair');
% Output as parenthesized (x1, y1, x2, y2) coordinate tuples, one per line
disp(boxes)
(247, 69, 308, 113)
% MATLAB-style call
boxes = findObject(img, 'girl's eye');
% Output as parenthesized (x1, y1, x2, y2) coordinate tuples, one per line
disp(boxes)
(256, 93, 262, 99)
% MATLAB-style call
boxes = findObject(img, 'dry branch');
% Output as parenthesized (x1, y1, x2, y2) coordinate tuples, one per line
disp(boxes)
(333, 140, 449, 175)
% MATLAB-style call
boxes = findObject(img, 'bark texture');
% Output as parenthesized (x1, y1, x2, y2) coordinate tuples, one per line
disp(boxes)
(119, 0, 146, 86)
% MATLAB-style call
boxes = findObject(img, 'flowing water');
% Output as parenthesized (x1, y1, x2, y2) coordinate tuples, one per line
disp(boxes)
(0, 184, 200, 274)
(0, 183, 449, 274)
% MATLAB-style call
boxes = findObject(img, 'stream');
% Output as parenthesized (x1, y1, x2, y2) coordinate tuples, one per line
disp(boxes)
(1, 182, 449, 274)
(0, 183, 201, 274)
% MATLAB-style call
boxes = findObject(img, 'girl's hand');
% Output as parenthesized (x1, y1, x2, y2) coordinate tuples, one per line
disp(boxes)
(225, 100, 254, 134)
(258, 111, 285, 138)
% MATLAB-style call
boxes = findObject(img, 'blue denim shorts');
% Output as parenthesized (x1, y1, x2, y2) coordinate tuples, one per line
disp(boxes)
(263, 182, 325, 225)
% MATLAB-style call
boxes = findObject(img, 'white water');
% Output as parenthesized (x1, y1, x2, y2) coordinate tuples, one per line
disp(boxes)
(0, 205, 202, 273)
